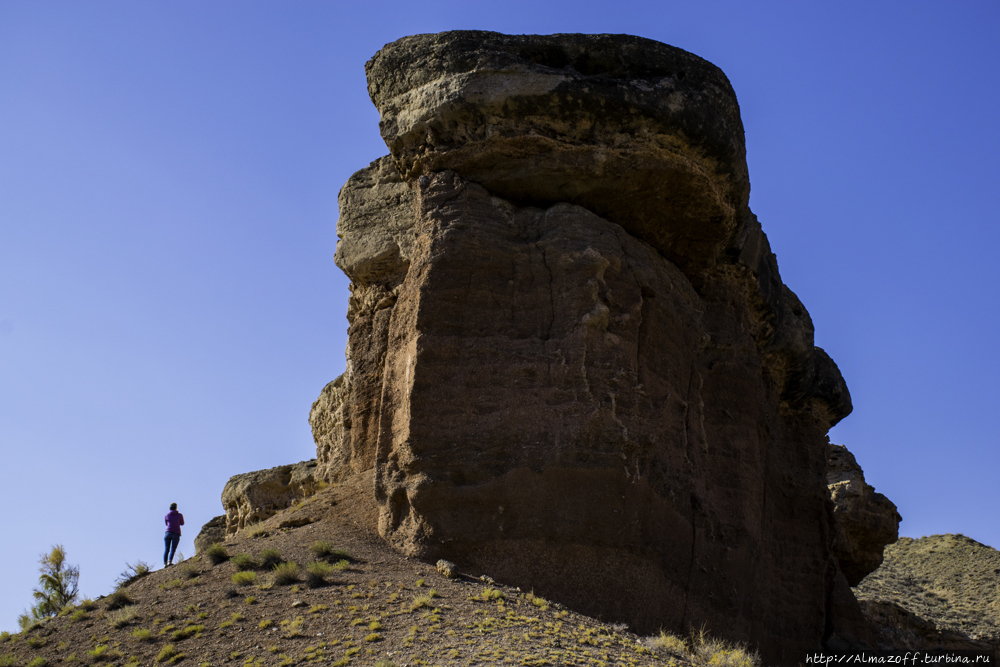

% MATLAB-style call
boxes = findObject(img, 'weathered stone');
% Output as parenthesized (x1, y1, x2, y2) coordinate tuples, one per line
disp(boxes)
(436, 560, 457, 579)
(193, 515, 226, 555)
(311, 31, 890, 663)
(221, 460, 318, 534)
(367, 31, 749, 272)
(828, 443, 901, 586)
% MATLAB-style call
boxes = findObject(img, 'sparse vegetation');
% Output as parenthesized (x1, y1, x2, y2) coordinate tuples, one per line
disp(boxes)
(115, 561, 151, 588)
(205, 544, 229, 565)
(243, 523, 269, 538)
(131, 627, 154, 642)
(271, 562, 300, 585)
(106, 605, 139, 628)
(232, 571, 257, 586)
(155, 644, 179, 663)
(309, 541, 351, 562)
(258, 549, 283, 569)
(104, 589, 134, 610)
(178, 563, 200, 580)
(305, 561, 335, 588)
(230, 554, 256, 571)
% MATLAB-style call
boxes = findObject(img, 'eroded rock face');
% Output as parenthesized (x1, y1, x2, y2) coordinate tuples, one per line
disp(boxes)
(312, 31, 883, 663)
(193, 515, 226, 555)
(828, 444, 902, 586)
(221, 460, 318, 534)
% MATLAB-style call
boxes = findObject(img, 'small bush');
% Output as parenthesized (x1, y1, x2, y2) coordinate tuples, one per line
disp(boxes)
(365, 633, 382, 642)
(232, 571, 257, 586)
(258, 549, 283, 569)
(27, 658, 47, 667)
(309, 541, 351, 562)
(305, 561, 335, 588)
(0, 656, 15, 667)
(115, 561, 151, 588)
(87, 644, 108, 660)
(172, 625, 204, 641)
(70, 609, 89, 622)
(105, 589, 134, 611)
(79, 598, 98, 611)
(283, 616, 304, 638)
(0, 631, 9, 642)
(244, 596, 256, 605)
(131, 628, 154, 642)
(244, 523, 269, 538)
(106, 605, 139, 628)
(230, 554, 256, 571)
(155, 644, 178, 663)
(205, 544, 229, 566)
(258, 619, 272, 629)
(272, 562, 300, 585)
(650, 630, 688, 655)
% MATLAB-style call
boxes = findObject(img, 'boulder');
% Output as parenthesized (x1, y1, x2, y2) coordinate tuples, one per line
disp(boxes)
(193, 515, 226, 555)
(221, 460, 318, 534)
(310, 31, 886, 663)
(827, 443, 901, 586)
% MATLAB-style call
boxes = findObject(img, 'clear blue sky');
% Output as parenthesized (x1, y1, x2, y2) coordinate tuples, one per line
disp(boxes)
(1, 1, 997, 631)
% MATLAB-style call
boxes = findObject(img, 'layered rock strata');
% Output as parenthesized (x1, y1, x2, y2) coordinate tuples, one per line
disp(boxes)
(312, 31, 884, 662)
(827, 443, 901, 586)
(221, 460, 318, 534)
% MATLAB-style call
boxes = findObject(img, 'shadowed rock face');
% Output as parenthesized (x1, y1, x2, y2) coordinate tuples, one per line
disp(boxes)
(312, 31, 878, 663)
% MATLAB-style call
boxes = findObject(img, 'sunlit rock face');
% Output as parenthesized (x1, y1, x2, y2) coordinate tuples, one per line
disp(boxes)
(313, 31, 878, 663)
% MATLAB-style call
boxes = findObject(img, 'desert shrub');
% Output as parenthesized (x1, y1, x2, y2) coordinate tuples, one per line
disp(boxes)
(283, 616, 304, 637)
(115, 561, 151, 588)
(78, 598, 98, 611)
(258, 619, 272, 629)
(244, 596, 256, 605)
(650, 630, 688, 655)
(365, 633, 382, 642)
(87, 644, 108, 660)
(171, 625, 204, 641)
(205, 544, 229, 565)
(0, 631, 9, 642)
(305, 561, 335, 588)
(232, 571, 256, 586)
(690, 628, 760, 667)
(105, 589, 134, 610)
(374, 660, 396, 667)
(27, 658, 47, 667)
(70, 609, 88, 622)
(258, 549, 283, 569)
(131, 628, 154, 642)
(24, 545, 80, 624)
(271, 562, 300, 585)
(106, 605, 138, 628)
(230, 554, 256, 571)
(309, 542, 350, 562)
(178, 563, 199, 580)
(0, 656, 17, 667)
(243, 523, 268, 538)
(155, 644, 178, 663)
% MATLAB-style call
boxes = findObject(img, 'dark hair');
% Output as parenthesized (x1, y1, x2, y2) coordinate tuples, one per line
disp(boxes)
(170, 503, 178, 511)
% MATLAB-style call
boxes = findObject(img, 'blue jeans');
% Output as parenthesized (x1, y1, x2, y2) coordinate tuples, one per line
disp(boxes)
(164, 532, 180, 564)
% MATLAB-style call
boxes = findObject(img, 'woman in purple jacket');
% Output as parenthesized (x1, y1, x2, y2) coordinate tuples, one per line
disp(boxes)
(164, 503, 184, 567)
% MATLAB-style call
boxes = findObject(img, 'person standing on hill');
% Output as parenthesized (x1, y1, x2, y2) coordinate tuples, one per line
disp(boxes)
(164, 502, 184, 567)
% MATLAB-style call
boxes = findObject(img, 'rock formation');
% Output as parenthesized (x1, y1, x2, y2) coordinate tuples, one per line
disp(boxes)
(221, 460, 319, 534)
(308, 31, 893, 662)
(193, 515, 226, 555)
(827, 443, 901, 586)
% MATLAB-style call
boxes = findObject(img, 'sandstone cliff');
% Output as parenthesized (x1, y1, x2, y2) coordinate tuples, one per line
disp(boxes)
(307, 31, 895, 663)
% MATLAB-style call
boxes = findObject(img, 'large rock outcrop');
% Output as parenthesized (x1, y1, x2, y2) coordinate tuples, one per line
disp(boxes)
(827, 443, 901, 586)
(221, 460, 319, 534)
(311, 31, 885, 663)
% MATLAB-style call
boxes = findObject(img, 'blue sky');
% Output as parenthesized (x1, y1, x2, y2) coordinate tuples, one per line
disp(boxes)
(1, 1, 997, 630)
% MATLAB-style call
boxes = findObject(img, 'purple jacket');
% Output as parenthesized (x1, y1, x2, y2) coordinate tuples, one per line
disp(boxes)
(165, 510, 184, 535)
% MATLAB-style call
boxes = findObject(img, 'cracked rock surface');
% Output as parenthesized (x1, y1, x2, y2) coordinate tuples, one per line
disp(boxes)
(308, 31, 891, 664)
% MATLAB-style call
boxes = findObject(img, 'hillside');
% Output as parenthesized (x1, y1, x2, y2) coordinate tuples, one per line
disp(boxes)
(855, 534, 1000, 645)
(0, 472, 756, 667)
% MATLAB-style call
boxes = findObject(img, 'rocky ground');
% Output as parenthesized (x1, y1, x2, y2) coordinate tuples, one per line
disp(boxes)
(0, 473, 750, 667)
(855, 534, 1000, 647)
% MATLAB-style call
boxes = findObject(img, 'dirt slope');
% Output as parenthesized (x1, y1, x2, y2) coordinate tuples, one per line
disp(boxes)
(1, 472, 707, 667)
(855, 534, 1000, 645)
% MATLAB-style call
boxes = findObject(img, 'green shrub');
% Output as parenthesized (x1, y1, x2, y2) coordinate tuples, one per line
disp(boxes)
(232, 571, 256, 586)
(104, 589, 134, 610)
(309, 542, 351, 562)
(205, 544, 229, 566)
(0, 632, 9, 643)
(258, 619, 272, 629)
(87, 644, 108, 660)
(172, 625, 204, 641)
(131, 627, 154, 642)
(230, 554, 256, 571)
(78, 598, 98, 611)
(27, 658, 47, 667)
(258, 549, 283, 569)
(333, 559, 350, 571)
(650, 630, 688, 655)
(70, 609, 89, 622)
(305, 561, 335, 588)
(178, 564, 200, 580)
(0, 656, 15, 667)
(243, 523, 269, 538)
(365, 632, 382, 642)
(271, 562, 300, 585)
(156, 644, 178, 663)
